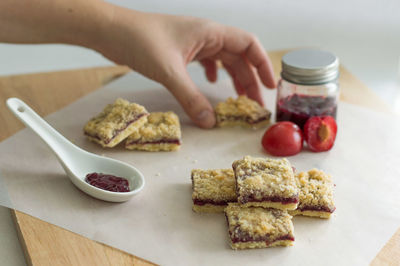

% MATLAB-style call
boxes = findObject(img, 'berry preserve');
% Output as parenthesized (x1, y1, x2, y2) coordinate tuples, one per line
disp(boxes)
(85, 172, 130, 192)
(276, 94, 337, 129)
(277, 49, 340, 128)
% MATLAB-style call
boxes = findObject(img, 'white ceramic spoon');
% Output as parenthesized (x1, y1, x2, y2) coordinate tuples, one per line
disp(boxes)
(6, 98, 145, 202)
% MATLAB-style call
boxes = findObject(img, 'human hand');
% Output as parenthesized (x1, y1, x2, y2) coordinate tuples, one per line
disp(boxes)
(0, 0, 276, 128)
(96, 6, 276, 128)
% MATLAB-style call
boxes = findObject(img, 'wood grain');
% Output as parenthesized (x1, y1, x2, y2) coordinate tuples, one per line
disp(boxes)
(371, 228, 400, 266)
(0, 50, 398, 265)
(13, 211, 154, 266)
(0, 65, 155, 266)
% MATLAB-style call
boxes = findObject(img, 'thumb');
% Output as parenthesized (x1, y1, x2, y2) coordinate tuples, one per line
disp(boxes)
(163, 68, 216, 128)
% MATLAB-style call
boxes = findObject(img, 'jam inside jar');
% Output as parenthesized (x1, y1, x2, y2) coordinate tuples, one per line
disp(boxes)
(276, 93, 337, 129)
(277, 49, 340, 128)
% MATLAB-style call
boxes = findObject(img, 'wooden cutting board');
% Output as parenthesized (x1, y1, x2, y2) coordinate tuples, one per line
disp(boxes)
(0, 50, 398, 265)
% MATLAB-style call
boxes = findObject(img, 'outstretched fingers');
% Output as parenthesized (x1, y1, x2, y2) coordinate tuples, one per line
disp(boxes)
(217, 50, 263, 105)
(199, 59, 217, 83)
(163, 66, 216, 128)
(222, 63, 246, 96)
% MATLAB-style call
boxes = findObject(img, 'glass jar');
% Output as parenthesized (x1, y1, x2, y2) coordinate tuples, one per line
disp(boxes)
(276, 49, 340, 129)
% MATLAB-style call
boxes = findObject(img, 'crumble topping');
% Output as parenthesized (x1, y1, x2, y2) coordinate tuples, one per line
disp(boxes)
(225, 203, 294, 241)
(84, 98, 148, 142)
(215, 96, 271, 124)
(126, 112, 181, 143)
(232, 156, 298, 201)
(192, 169, 236, 203)
(295, 169, 335, 211)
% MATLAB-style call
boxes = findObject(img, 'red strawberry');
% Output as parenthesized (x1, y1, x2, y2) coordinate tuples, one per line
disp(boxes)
(304, 116, 337, 152)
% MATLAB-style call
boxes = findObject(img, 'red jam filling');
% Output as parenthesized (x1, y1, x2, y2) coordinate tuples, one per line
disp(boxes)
(193, 199, 235, 206)
(240, 194, 299, 205)
(85, 172, 130, 192)
(127, 139, 181, 145)
(231, 231, 295, 244)
(276, 94, 337, 129)
(298, 205, 335, 213)
(220, 114, 270, 124)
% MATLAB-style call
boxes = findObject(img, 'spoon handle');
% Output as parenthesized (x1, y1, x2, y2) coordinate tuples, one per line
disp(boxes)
(6, 97, 82, 163)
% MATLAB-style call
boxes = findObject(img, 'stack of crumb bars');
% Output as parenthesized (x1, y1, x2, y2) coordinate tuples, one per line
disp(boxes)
(83, 98, 182, 151)
(191, 156, 335, 250)
(83, 95, 270, 151)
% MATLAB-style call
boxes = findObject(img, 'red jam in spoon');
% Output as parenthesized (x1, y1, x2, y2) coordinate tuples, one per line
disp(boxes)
(85, 172, 130, 192)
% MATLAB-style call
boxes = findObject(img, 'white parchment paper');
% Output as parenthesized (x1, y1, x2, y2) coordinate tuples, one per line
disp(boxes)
(1, 68, 400, 266)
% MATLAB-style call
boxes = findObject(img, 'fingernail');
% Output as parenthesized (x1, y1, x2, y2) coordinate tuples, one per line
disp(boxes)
(196, 109, 215, 128)
(197, 109, 213, 121)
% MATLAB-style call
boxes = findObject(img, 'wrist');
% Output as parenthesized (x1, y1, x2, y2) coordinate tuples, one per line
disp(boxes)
(68, 0, 116, 51)
(86, 4, 150, 65)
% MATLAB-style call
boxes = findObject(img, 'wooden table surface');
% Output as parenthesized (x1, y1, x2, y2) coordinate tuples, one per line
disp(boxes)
(0, 50, 398, 265)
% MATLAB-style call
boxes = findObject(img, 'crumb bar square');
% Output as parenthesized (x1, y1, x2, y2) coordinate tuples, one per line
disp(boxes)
(191, 169, 236, 213)
(232, 156, 299, 210)
(215, 96, 271, 129)
(289, 169, 335, 219)
(125, 112, 181, 151)
(84, 98, 149, 148)
(225, 203, 294, 250)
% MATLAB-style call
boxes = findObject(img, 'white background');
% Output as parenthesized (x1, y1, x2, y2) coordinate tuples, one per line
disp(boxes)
(1, 0, 400, 265)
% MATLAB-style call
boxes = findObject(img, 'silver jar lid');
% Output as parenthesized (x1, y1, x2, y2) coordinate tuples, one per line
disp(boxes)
(281, 49, 339, 85)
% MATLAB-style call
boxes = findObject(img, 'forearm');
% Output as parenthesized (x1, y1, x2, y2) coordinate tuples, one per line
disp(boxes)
(0, 0, 114, 49)
(0, 1, 275, 128)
